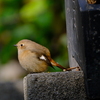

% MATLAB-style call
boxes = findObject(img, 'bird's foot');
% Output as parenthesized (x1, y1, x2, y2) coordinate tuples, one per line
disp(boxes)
(63, 66, 81, 72)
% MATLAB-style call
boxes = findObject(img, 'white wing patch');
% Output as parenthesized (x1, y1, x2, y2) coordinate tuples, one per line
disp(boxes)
(40, 55, 46, 61)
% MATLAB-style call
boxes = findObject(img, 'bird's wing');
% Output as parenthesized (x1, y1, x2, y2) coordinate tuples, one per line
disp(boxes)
(30, 50, 52, 66)
(31, 41, 51, 57)
(30, 43, 55, 69)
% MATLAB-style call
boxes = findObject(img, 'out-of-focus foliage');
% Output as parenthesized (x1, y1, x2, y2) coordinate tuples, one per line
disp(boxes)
(0, 0, 68, 71)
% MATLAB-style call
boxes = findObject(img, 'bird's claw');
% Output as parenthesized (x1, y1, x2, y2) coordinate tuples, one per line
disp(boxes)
(63, 66, 81, 72)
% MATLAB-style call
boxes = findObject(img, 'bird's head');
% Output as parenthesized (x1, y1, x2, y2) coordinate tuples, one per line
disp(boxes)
(14, 39, 34, 53)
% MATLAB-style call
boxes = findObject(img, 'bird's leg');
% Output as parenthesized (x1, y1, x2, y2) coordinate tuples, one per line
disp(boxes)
(63, 66, 80, 71)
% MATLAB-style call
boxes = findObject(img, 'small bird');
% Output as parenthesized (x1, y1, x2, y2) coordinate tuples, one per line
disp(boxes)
(14, 39, 79, 73)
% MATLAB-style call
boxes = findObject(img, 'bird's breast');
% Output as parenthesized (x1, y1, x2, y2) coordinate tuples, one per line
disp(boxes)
(18, 50, 48, 72)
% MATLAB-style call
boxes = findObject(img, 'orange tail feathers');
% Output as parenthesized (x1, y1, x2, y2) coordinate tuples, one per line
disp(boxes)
(50, 59, 66, 69)
(50, 59, 80, 71)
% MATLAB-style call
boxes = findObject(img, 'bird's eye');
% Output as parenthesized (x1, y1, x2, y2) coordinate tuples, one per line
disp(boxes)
(20, 44, 24, 46)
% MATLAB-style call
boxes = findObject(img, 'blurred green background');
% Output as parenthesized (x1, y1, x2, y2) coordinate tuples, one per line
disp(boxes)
(0, 0, 68, 73)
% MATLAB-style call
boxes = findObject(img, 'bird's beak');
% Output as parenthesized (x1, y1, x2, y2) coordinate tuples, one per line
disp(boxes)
(14, 44, 17, 47)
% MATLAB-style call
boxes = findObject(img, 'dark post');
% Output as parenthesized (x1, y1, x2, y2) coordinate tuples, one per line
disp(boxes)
(65, 0, 100, 99)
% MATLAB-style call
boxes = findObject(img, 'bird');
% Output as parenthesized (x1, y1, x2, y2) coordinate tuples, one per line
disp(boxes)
(14, 39, 79, 73)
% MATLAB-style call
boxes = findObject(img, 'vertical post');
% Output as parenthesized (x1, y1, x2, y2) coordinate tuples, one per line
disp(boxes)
(65, 0, 100, 99)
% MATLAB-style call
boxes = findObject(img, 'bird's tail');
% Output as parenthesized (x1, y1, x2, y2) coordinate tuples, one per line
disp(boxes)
(50, 59, 80, 71)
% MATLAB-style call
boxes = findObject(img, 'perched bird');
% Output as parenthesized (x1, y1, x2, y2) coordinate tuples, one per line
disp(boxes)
(14, 39, 79, 73)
